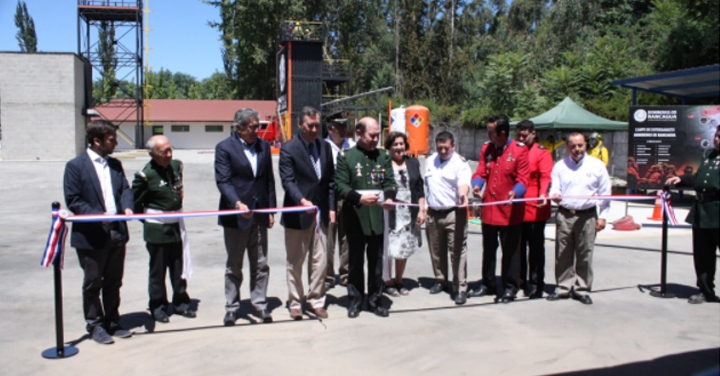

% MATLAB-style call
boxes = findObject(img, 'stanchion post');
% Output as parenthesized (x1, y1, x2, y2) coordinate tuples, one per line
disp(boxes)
(650, 188, 675, 299)
(42, 202, 79, 359)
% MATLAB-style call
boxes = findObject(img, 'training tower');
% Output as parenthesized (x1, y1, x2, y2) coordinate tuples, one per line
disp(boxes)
(276, 21, 350, 138)
(78, 0, 144, 147)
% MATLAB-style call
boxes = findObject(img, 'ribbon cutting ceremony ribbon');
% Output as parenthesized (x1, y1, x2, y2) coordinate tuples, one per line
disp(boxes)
(41, 205, 321, 270)
(387, 192, 680, 226)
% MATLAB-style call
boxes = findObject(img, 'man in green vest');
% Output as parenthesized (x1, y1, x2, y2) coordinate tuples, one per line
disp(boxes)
(335, 117, 397, 318)
(667, 125, 720, 304)
(132, 135, 195, 323)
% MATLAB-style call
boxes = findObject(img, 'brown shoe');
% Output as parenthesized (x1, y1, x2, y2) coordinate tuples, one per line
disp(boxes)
(312, 307, 329, 319)
(289, 308, 303, 320)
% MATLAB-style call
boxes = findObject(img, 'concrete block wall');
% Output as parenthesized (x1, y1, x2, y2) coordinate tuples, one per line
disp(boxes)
(0, 52, 87, 161)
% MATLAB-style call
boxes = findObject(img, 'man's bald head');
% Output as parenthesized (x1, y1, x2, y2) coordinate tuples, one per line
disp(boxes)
(147, 135, 173, 167)
(356, 117, 380, 151)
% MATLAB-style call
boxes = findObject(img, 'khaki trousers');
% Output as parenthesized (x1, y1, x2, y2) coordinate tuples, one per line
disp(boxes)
(426, 208, 468, 293)
(555, 209, 596, 296)
(326, 199, 349, 286)
(285, 222, 327, 309)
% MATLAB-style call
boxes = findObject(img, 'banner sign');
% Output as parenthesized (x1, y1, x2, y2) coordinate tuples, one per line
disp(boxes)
(627, 105, 720, 189)
(277, 45, 289, 113)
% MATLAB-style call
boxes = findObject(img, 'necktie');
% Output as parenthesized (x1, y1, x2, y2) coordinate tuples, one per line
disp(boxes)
(309, 143, 321, 179)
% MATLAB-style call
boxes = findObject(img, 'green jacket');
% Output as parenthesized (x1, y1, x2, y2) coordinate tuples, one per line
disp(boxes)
(681, 149, 720, 229)
(131, 159, 184, 243)
(335, 144, 397, 236)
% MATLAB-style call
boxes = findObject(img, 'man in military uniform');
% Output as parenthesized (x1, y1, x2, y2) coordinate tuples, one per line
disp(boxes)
(469, 115, 529, 303)
(335, 117, 397, 318)
(667, 126, 720, 304)
(132, 135, 194, 323)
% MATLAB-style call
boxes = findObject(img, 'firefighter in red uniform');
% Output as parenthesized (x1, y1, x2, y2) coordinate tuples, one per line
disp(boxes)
(468, 115, 530, 303)
(515, 120, 553, 299)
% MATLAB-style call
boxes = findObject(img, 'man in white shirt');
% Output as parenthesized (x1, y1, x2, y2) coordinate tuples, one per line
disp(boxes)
(324, 115, 355, 289)
(424, 131, 472, 305)
(548, 132, 611, 305)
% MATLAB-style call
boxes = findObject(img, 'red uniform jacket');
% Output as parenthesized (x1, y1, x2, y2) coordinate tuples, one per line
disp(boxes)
(472, 139, 529, 226)
(523, 143, 553, 222)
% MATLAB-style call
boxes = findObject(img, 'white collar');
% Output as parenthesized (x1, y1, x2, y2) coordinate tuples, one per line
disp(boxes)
(87, 148, 106, 163)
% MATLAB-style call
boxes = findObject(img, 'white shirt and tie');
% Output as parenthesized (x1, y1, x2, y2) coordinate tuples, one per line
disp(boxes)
(238, 134, 258, 177)
(87, 148, 117, 215)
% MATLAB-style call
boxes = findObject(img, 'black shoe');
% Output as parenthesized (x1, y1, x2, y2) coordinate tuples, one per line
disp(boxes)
(500, 290, 516, 303)
(528, 291, 544, 299)
(546, 292, 569, 301)
(223, 311, 236, 326)
(575, 295, 593, 305)
(153, 309, 170, 323)
(108, 322, 132, 338)
(524, 286, 537, 298)
(429, 283, 446, 294)
(688, 293, 706, 304)
(468, 285, 493, 298)
(175, 308, 197, 318)
(253, 309, 273, 323)
(348, 306, 360, 318)
(372, 306, 389, 317)
(91, 326, 114, 344)
(455, 291, 467, 305)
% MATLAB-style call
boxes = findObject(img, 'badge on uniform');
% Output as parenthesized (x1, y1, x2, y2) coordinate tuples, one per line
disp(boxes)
(159, 180, 167, 187)
(507, 152, 514, 162)
(355, 162, 363, 177)
(370, 165, 385, 185)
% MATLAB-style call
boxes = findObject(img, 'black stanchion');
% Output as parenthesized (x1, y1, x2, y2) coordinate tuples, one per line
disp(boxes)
(650, 188, 676, 299)
(42, 202, 79, 359)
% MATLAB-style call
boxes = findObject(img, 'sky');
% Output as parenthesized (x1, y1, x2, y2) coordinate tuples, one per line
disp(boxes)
(0, 0, 224, 80)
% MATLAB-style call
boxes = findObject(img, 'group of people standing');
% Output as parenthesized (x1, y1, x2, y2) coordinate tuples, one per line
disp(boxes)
(62, 108, 719, 345)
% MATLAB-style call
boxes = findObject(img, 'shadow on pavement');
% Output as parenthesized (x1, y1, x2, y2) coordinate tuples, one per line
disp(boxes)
(594, 242, 696, 257)
(637, 283, 701, 300)
(543, 347, 719, 376)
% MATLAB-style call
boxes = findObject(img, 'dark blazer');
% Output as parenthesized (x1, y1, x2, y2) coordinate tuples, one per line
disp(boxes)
(63, 151, 134, 249)
(279, 135, 336, 229)
(388, 156, 425, 229)
(215, 133, 276, 229)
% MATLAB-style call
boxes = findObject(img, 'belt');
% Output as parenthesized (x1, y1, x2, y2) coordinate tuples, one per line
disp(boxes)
(696, 191, 720, 203)
(559, 206, 596, 215)
(428, 208, 456, 215)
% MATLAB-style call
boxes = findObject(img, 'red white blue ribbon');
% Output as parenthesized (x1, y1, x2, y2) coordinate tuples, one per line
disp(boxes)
(41, 205, 322, 269)
(659, 190, 679, 225)
(41, 208, 69, 269)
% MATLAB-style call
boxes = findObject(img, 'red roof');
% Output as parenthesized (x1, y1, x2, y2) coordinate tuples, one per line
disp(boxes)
(94, 99, 277, 123)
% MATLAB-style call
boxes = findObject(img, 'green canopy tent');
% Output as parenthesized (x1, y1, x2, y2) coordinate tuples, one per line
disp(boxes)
(511, 97, 627, 130)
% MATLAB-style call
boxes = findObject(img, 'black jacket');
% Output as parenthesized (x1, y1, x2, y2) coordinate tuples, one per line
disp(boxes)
(63, 151, 134, 249)
(279, 135, 336, 229)
(388, 156, 425, 229)
(215, 133, 277, 229)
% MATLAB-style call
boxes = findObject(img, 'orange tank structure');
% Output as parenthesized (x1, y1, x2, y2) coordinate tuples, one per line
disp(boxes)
(405, 104, 429, 156)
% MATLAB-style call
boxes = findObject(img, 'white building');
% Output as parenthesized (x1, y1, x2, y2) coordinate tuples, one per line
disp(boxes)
(95, 99, 277, 149)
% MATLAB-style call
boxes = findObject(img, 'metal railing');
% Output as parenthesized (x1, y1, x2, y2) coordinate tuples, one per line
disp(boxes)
(278, 21, 324, 42)
(78, 0, 140, 7)
(322, 59, 350, 78)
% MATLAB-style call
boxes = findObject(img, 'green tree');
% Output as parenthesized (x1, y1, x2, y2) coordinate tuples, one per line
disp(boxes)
(97, 21, 117, 102)
(14, 0, 37, 52)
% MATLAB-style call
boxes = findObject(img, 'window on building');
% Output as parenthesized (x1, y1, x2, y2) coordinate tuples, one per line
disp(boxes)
(152, 126, 164, 135)
(171, 125, 190, 132)
(205, 125, 224, 132)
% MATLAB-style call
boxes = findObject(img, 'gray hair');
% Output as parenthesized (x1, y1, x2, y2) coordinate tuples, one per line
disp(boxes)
(234, 108, 260, 127)
(145, 135, 169, 154)
(299, 106, 320, 124)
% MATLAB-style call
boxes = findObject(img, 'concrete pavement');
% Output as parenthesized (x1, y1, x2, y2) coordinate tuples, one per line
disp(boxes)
(0, 150, 717, 376)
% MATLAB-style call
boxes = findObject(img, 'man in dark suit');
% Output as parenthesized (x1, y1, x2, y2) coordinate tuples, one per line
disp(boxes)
(63, 119, 134, 344)
(279, 107, 335, 320)
(215, 108, 277, 326)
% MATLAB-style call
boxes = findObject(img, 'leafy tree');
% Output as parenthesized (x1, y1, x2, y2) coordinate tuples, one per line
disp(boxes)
(14, 0, 37, 52)
(97, 21, 117, 102)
